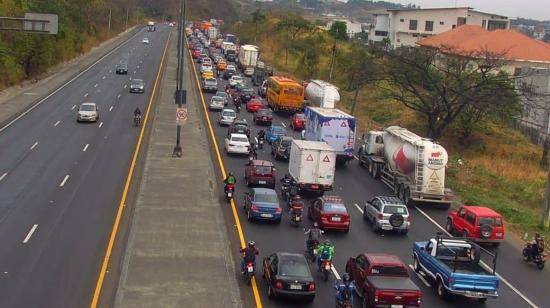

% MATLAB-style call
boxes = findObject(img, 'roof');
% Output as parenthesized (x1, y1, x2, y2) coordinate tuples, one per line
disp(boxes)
(252, 187, 277, 194)
(269, 76, 302, 85)
(387, 6, 470, 12)
(308, 107, 353, 118)
(251, 160, 273, 166)
(462, 206, 502, 217)
(417, 25, 550, 64)
(375, 196, 404, 205)
(292, 139, 335, 151)
(364, 253, 406, 266)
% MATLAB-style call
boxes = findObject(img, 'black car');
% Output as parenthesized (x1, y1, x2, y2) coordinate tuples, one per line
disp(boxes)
(226, 53, 236, 62)
(239, 87, 255, 104)
(271, 136, 293, 160)
(262, 252, 315, 302)
(224, 67, 236, 79)
(228, 119, 250, 137)
(115, 63, 128, 74)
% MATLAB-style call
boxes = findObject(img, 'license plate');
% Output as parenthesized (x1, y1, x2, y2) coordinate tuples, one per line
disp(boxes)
(247, 266, 254, 273)
(311, 185, 319, 189)
(261, 213, 273, 218)
(390, 306, 403, 308)
(258, 181, 266, 184)
(331, 216, 341, 222)
(289, 284, 302, 290)
(262, 117, 266, 120)
(325, 264, 331, 270)
(382, 225, 393, 230)
(313, 249, 317, 255)
(227, 192, 232, 198)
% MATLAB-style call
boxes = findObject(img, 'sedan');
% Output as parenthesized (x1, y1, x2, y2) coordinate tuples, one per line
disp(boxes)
(200, 63, 213, 73)
(224, 133, 250, 155)
(77, 102, 99, 123)
(142, 37, 149, 44)
(254, 108, 273, 126)
(218, 108, 237, 126)
(224, 66, 237, 79)
(228, 120, 250, 137)
(262, 252, 315, 302)
(209, 96, 225, 111)
(229, 75, 244, 88)
(246, 98, 264, 113)
(266, 125, 287, 144)
(216, 91, 230, 106)
(271, 136, 292, 161)
(129, 79, 145, 93)
(192, 49, 201, 59)
(290, 113, 306, 130)
(243, 188, 282, 222)
(308, 195, 350, 232)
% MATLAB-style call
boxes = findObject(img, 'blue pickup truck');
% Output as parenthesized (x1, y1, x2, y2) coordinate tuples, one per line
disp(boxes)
(412, 236, 499, 303)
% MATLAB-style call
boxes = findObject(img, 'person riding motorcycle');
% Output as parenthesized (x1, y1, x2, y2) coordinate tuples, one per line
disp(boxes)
(530, 233, 544, 260)
(317, 239, 335, 271)
(133, 107, 142, 126)
(257, 129, 266, 143)
(289, 195, 304, 217)
(280, 174, 293, 200)
(134, 107, 142, 117)
(240, 241, 259, 273)
(334, 273, 356, 307)
(224, 172, 237, 193)
(304, 222, 324, 254)
(248, 143, 257, 160)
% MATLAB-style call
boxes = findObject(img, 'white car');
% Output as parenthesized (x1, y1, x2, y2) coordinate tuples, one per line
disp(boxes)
(218, 108, 237, 126)
(209, 96, 225, 111)
(200, 63, 213, 73)
(225, 133, 250, 155)
(77, 102, 99, 122)
(142, 37, 149, 44)
(229, 75, 244, 88)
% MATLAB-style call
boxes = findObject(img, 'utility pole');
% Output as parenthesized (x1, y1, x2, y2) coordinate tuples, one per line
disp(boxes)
(173, 0, 186, 157)
(328, 38, 336, 82)
(542, 166, 550, 228)
(108, 8, 112, 34)
(125, 7, 129, 30)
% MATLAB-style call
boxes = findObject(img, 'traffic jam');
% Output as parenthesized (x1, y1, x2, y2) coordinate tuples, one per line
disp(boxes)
(186, 20, 544, 308)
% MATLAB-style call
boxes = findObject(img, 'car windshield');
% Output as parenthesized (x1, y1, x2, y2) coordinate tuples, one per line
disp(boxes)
(242, 88, 254, 95)
(234, 123, 248, 130)
(279, 259, 310, 278)
(233, 76, 242, 81)
(271, 126, 285, 134)
(80, 104, 95, 111)
(117, 64, 127, 68)
(222, 111, 236, 117)
(254, 166, 272, 174)
(132, 80, 143, 85)
(370, 265, 408, 276)
(227, 66, 236, 70)
(323, 203, 347, 213)
(231, 136, 248, 143)
(205, 80, 217, 85)
(212, 97, 224, 102)
(254, 192, 278, 203)
(383, 205, 408, 215)
(478, 216, 502, 227)
(216, 92, 226, 97)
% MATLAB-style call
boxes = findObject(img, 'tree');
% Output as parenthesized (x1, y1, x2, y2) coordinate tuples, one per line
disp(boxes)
(251, 9, 266, 43)
(377, 46, 521, 139)
(288, 34, 325, 79)
(275, 16, 313, 66)
(328, 21, 348, 81)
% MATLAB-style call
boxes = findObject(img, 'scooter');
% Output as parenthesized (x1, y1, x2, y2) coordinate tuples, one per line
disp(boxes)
(306, 240, 319, 263)
(225, 184, 235, 202)
(134, 114, 142, 127)
(258, 137, 265, 149)
(523, 242, 546, 270)
(320, 259, 332, 281)
(289, 204, 303, 227)
(334, 283, 353, 308)
(242, 261, 255, 285)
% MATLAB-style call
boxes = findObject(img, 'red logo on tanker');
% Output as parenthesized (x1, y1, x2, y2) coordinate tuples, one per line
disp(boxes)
(392, 147, 414, 174)
(431, 151, 442, 158)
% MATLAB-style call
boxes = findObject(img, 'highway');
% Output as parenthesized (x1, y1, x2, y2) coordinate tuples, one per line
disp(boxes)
(0, 26, 170, 307)
(187, 34, 549, 308)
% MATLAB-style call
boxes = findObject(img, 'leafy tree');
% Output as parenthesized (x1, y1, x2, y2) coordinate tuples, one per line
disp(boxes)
(251, 9, 266, 43)
(275, 16, 313, 66)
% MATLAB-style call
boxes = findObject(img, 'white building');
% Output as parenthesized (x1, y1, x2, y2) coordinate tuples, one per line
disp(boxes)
(326, 18, 364, 37)
(369, 7, 510, 47)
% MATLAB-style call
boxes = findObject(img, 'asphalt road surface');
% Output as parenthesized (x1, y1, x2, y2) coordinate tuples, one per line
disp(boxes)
(187, 36, 548, 308)
(0, 26, 170, 307)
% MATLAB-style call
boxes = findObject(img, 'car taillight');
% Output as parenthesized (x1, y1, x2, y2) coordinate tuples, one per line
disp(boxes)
(417, 295, 422, 306)
(321, 214, 329, 221)
(374, 290, 380, 303)
(229, 143, 235, 147)
(275, 208, 282, 214)
(275, 280, 284, 289)
(251, 204, 259, 212)
(496, 232, 503, 238)
(308, 282, 315, 292)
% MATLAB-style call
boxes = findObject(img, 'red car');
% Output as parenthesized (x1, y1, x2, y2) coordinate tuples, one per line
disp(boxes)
(192, 49, 201, 59)
(290, 113, 306, 130)
(244, 160, 276, 188)
(446, 206, 505, 245)
(246, 98, 264, 113)
(254, 108, 273, 126)
(345, 253, 422, 307)
(308, 195, 350, 232)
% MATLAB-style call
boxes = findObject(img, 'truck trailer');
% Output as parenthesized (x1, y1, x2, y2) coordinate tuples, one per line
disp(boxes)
(304, 80, 340, 108)
(358, 126, 453, 207)
(238, 45, 260, 76)
(288, 140, 336, 195)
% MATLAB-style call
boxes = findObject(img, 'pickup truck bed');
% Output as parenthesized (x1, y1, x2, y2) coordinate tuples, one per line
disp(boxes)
(368, 276, 419, 291)
(440, 259, 487, 275)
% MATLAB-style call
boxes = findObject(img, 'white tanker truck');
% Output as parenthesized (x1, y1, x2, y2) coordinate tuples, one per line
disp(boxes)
(358, 126, 453, 208)
(304, 80, 340, 108)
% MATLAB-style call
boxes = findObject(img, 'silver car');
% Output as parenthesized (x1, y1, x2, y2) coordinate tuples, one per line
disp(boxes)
(218, 108, 237, 126)
(209, 96, 225, 111)
(216, 91, 229, 106)
(363, 196, 410, 234)
(77, 102, 99, 122)
(129, 79, 144, 93)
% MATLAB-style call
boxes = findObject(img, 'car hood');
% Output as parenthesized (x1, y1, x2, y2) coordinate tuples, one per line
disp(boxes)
(78, 110, 96, 116)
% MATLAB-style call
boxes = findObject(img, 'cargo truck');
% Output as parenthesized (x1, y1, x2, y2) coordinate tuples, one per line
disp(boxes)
(358, 126, 453, 207)
(304, 107, 356, 165)
(147, 21, 156, 32)
(304, 80, 340, 108)
(221, 42, 236, 56)
(208, 27, 218, 42)
(238, 45, 260, 76)
(288, 140, 336, 195)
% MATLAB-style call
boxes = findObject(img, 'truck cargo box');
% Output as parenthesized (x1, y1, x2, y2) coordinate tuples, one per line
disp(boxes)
(289, 140, 336, 192)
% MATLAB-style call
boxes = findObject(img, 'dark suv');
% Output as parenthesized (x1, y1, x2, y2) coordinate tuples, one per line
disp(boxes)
(245, 160, 276, 188)
(271, 136, 292, 160)
(228, 119, 250, 137)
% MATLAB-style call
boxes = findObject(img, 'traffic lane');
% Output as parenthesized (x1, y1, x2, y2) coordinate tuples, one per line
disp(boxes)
(0, 27, 170, 307)
(199, 65, 532, 307)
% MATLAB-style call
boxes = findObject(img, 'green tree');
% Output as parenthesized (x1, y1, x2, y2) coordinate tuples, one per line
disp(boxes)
(251, 9, 266, 43)
(275, 16, 313, 66)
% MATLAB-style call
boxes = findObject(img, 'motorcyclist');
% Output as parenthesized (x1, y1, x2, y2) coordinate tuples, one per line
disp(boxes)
(317, 239, 335, 271)
(134, 107, 142, 117)
(334, 273, 356, 306)
(289, 195, 304, 215)
(257, 129, 266, 143)
(280, 174, 293, 199)
(304, 222, 323, 254)
(133, 107, 142, 125)
(224, 172, 237, 193)
(240, 241, 259, 273)
(530, 233, 544, 259)
(288, 180, 300, 200)
(248, 144, 257, 160)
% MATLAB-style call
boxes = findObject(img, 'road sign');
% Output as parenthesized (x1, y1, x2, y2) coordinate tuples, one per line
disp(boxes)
(176, 108, 188, 125)
(23, 13, 58, 34)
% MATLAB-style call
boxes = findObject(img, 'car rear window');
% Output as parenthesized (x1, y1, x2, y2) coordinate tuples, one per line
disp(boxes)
(254, 166, 272, 174)
(370, 265, 408, 276)
(272, 126, 285, 133)
(383, 205, 408, 215)
(323, 203, 347, 213)
(235, 124, 248, 130)
(254, 193, 278, 204)
(222, 111, 236, 117)
(279, 260, 310, 278)
(295, 114, 305, 119)
(478, 216, 502, 227)
(231, 136, 248, 143)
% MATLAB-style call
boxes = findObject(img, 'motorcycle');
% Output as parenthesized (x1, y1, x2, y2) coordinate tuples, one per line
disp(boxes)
(306, 240, 319, 263)
(320, 259, 332, 281)
(242, 261, 255, 285)
(258, 137, 265, 149)
(281, 181, 291, 200)
(335, 284, 353, 308)
(134, 114, 142, 127)
(523, 242, 546, 270)
(225, 184, 235, 201)
(289, 204, 303, 227)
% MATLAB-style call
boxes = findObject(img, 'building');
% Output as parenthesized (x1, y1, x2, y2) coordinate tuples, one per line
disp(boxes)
(417, 25, 550, 140)
(369, 7, 510, 47)
(325, 18, 364, 37)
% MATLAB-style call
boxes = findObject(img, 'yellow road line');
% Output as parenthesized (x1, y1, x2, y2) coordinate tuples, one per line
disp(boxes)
(187, 43, 264, 308)
(90, 30, 172, 308)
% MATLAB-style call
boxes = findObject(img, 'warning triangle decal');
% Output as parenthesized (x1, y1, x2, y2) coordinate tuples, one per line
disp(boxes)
(306, 154, 314, 161)
(323, 121, 330, 126)
(323, 155, 330, 162)
(340, 121, 347, 127)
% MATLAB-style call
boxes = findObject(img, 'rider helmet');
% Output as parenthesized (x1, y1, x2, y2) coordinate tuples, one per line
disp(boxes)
(228, 172, 234, 177)
(248, 241, 256, 248)
(342, 273, 351, 285)
(313, 222, 319, 228)
(324, 239, 331, 245)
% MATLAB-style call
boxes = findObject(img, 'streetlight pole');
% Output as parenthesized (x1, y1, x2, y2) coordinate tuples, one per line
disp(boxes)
(173, 0, 186, 157)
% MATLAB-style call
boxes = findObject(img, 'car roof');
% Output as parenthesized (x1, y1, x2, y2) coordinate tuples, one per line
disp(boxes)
(233, 119, 248, 125)
(81, 102, 96, 106)
(270, 125, 285, 130)
(212, 96, 224, 100)
(251, 160, 274, 167)
(462, 206, 502, 217)
(375, 196, 405, 206)
(279, 136, 293, 141)
(230, 133, 248, 138)
(132, 79, 143, 83)
(276, 252, 309, 265)
(221, 108, 235, 113)
(252, 187, 277, 195)
(364, 253, 406, 266)
(321, 195, 344, 204)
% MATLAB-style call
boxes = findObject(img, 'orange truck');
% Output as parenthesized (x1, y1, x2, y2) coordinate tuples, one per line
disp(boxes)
(201, 21, 213, 32)
(266, 76, 305, 113)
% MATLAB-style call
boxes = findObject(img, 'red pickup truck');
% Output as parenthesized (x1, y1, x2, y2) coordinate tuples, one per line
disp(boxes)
(345, 253, 422, 307)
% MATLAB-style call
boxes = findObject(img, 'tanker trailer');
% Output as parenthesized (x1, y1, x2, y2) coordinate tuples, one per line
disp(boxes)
(358, 126, 453, 207)
(304, 80, 340, 108)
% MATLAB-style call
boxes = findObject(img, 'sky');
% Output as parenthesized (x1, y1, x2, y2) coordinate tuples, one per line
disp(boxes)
(386, 0, 549, 21)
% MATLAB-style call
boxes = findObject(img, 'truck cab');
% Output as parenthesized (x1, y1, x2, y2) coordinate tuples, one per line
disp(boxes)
(358, 131, 384, 174)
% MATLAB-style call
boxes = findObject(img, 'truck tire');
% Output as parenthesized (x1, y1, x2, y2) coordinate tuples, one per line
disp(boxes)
(403, 188, 411, 207)
(373, 164, 381, 179)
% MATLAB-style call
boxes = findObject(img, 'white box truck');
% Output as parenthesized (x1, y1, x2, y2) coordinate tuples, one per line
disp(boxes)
(238, 44, 260, 76)
(147, 21, 156, 32)
(221, 42, 236, 55)
(304, 106, 356, 165)
(305, 80, 340, 108)
(358, 126, 453, 207)
(208, 27, 218, 41)
(288, 140, 336, 195)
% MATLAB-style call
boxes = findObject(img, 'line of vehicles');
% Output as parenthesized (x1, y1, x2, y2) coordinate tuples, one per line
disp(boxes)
(186, 20, 545, 307)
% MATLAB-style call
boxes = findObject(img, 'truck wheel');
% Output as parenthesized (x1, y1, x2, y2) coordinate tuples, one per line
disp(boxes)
(361, 296, 370, 308)
(413, 255, 421, 272)
(437, 279, 449, 300)
(478, 298, 488, 303)
(398, 184, 404, 200)
(373, 165, 380, 179)
(393, 182, 400, 196)
(367, 162, 373, 175)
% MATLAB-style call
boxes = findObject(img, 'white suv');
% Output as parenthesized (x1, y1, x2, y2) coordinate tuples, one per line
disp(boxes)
(363, 196, 410, 235)
(77, 102, 99, 122)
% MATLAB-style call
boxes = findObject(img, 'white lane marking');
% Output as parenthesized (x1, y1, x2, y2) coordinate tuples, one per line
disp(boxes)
(109, 70, 112, 73)
(0, 172, 7, 182)
(415, 207, 538, 308)
(255, 137, 258, 143)
(117, 94, 121, 99)
(83, 144, 89, 152)
(84, 93, 89, 98)
(281, 122, 286, 127)
(71, 104, 77, 110)
(102, 76, 106, 79)
(353, 155, 359, 160)
(22, 224, 38, 244)
(30, 142, 39, 150)
(354, 203, 364, 214)
(0, 30, 141, 134)
(331, 265, 341, 280)
(137, 65, 140, 69)
(94, 83, 98, 87)
(98, 122, 104, 128)
(54, 120, 60, 127)
(124, 84, 127, 89)
(408, 264, 431, 287)
(133, 70, 136, 74)
(59, 175, 70, 187)
(109, 106, 113, 112)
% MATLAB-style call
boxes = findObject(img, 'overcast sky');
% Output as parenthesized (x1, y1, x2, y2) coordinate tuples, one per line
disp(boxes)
(386, 0, 549, 21)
